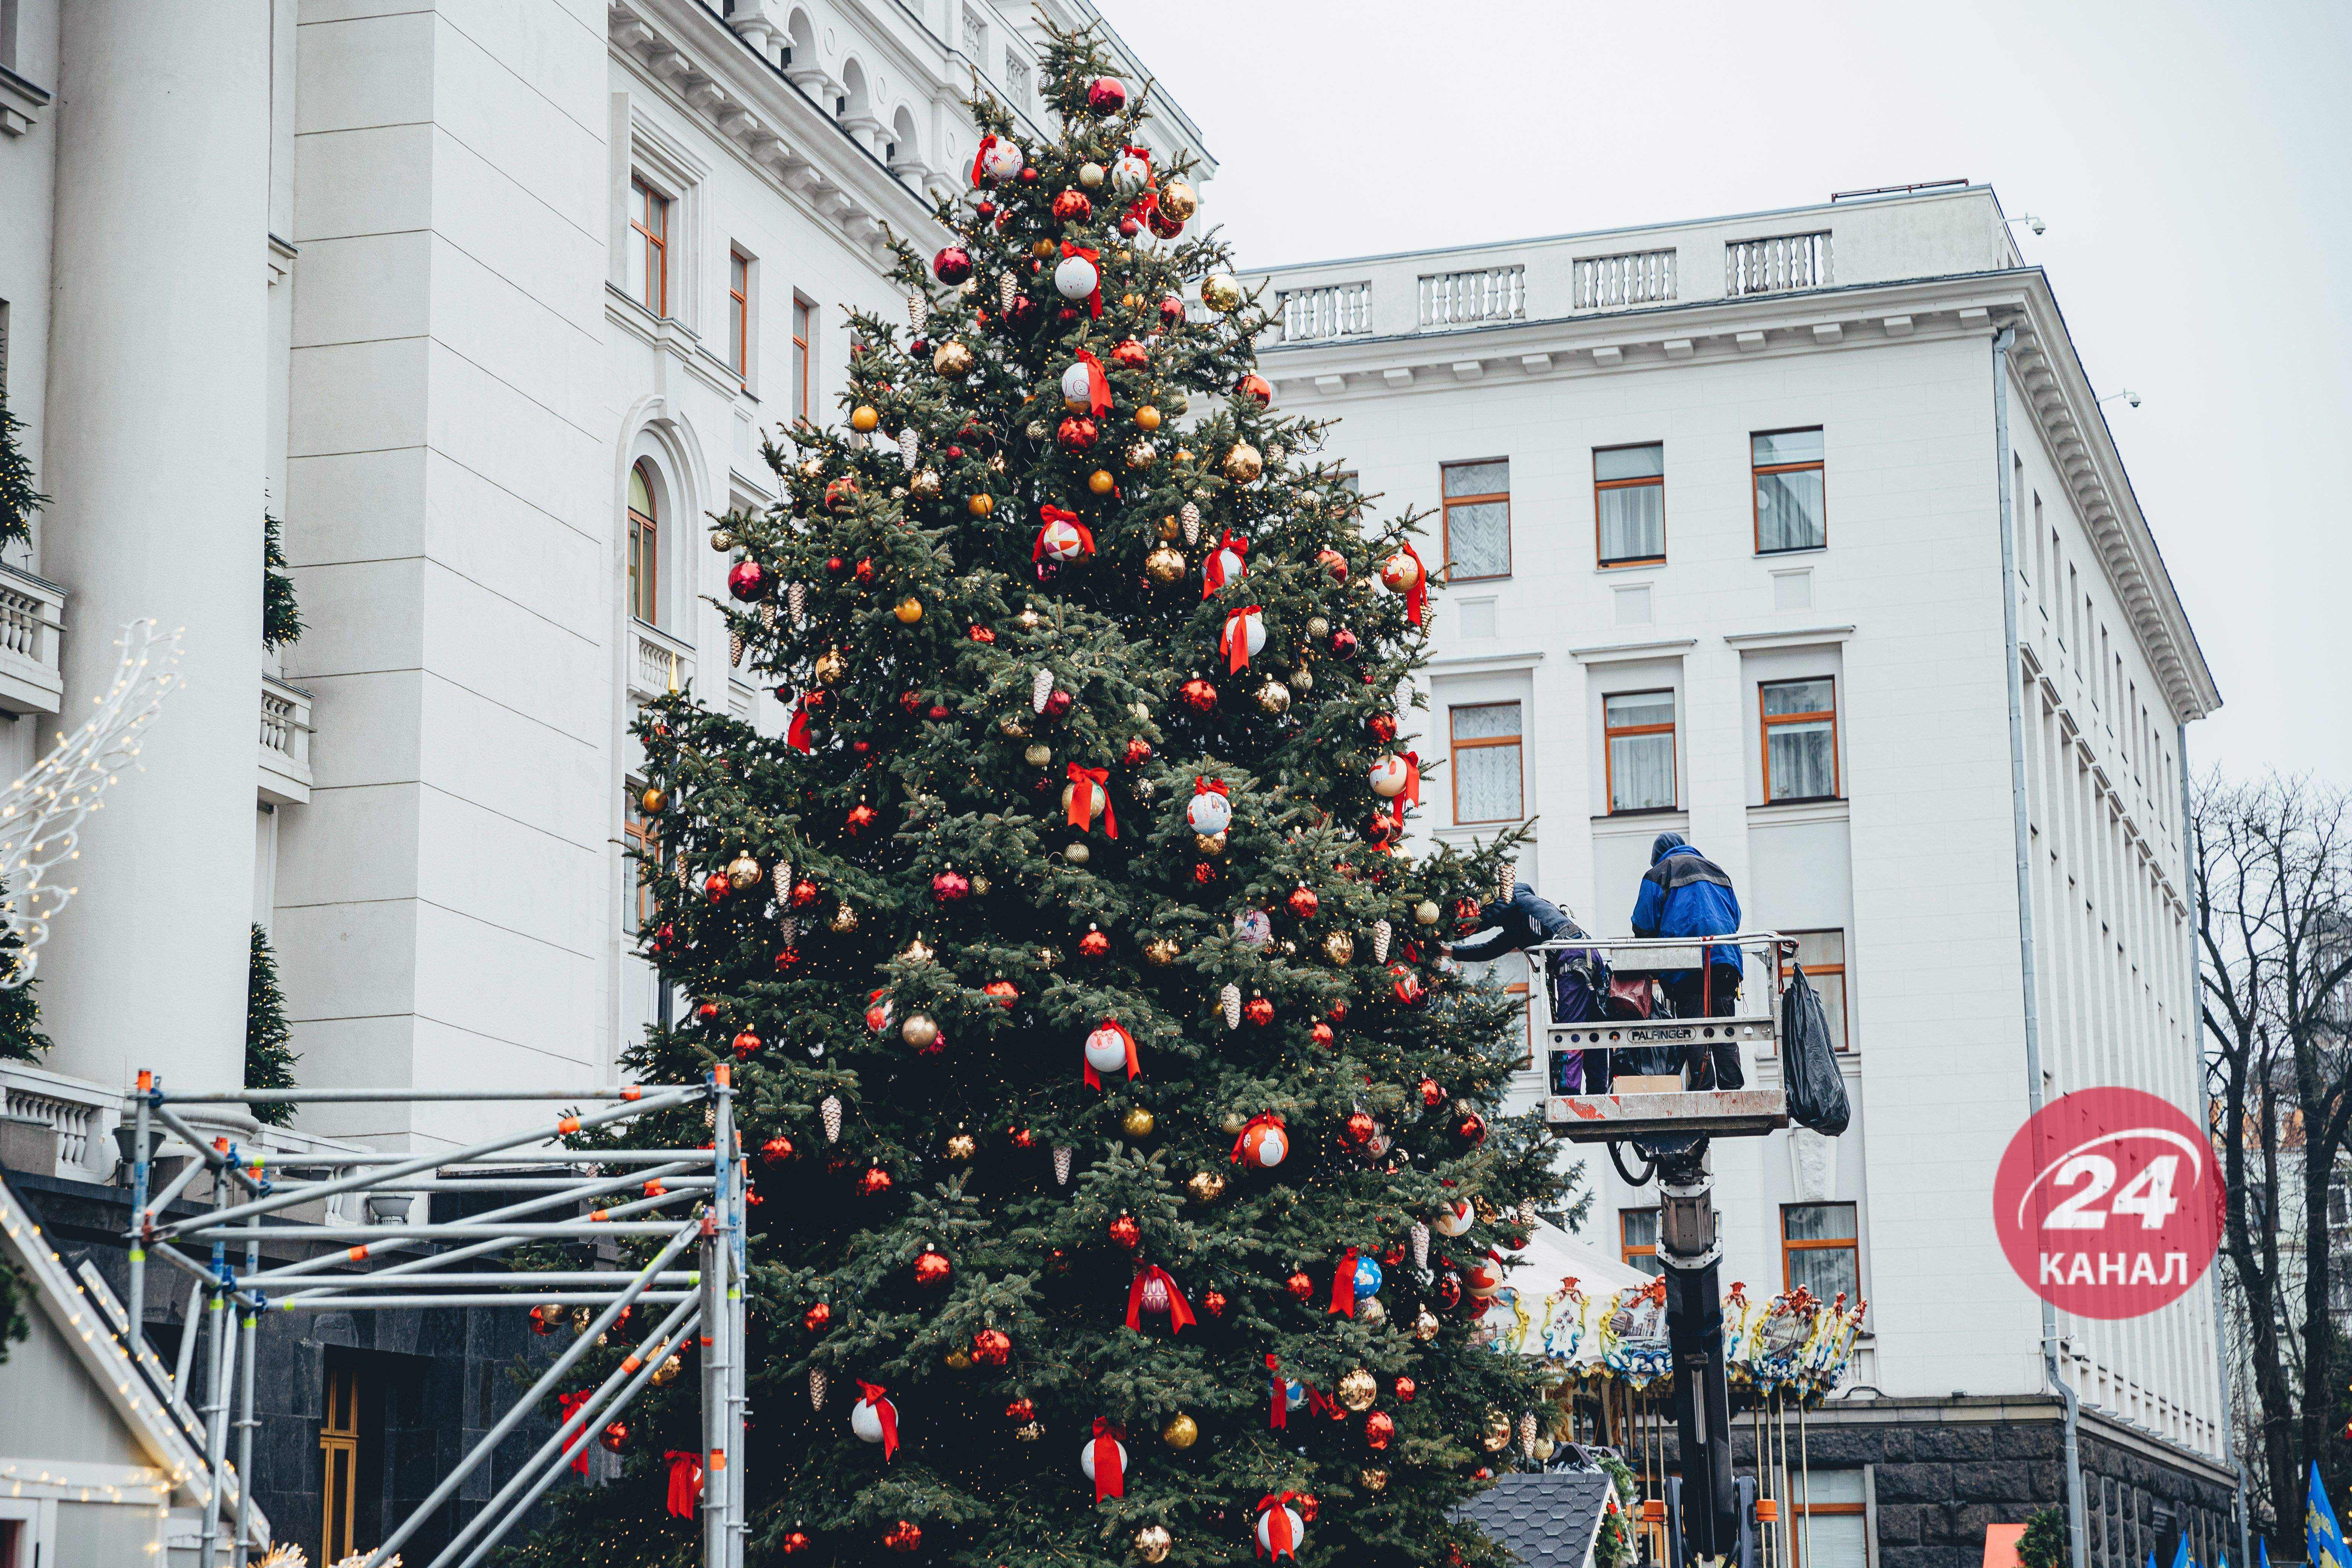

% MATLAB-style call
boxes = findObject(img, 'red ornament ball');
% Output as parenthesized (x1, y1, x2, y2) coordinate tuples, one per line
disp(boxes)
(1317, 547, 1350, 582)
(914, 1249, 953, 1287)
(600, 1419, 631, 1453)
(1456, 1112, 1488, 1144)
(529, 1303, 560, 1335)
(933, 246, 974, 284)
(1437, 1272, 1463, 1308)
(704, 872, 732, 901)
(1124, 737, 1153, 765)
(1158, 296, 1187, 326)
(697, 1001, 720, 1021)
(985, 979, 1020, 1007)
(1079, 928, 1111, 958)
(846, 803, 880, 833)
(727, 559, 767, 600)
(1344, 1111, 1378, 1145)
(1236, 373, 1273, 407)
(1243, 996, 1274, 1027)
(1085, 75, 1127, 113)
(900, 690, 925, 715)
(1052, 188, 1092, 223)
(1108, 1213, 1141, 1249)
(853, 554, 875, 582)
(1329, 1000, 1350, 1023)
(1006, 1396, 1037, 1421)
(1285, 1270, 1314, 1302)
(933, 869, 971, 902)
(827, 476, 861, 511)
(1310, 1021, 1335, 1049)
(731, 1029, 763, 1058)
(1113, 338, 1150, 370)
(1366, 1410, 1395, 1449)
(1454, 896, 1485, 933)
(1367, 712, 1398, 741)
(1331, 629, 1360, 659)
(885, 1521, 923, 1553)
(763, 1135, 795, 1164)
(804, 1302, 832, 1332)
(827, 555, 847, 575)
(1180, 678, 1219, 712)
(1202, 1289, 1228, 1317)
(1393, 1375, 1417, 1402)
(859, 1167, 894, 1197)
(783, 1532, 813, 1555)
(1044, 689, 1076, 718)
(1286, 885, 1320, 919)
(1420, 1077, 1444, 1107)
(790, 879, 821, 907)
(973, 1328, 1012, 1365)
(1057, 415, 1098, 452)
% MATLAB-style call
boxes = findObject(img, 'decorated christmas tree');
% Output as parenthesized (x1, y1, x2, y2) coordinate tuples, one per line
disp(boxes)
(513, 27, 1571, 1568)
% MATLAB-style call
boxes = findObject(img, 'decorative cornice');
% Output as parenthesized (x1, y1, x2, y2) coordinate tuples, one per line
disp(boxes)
(1721, 624, 1856, 650)
(1568, 636, 1697, 665)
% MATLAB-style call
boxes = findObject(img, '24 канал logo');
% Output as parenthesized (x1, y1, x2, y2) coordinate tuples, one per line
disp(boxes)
(1993, 1086, 2222, 1320)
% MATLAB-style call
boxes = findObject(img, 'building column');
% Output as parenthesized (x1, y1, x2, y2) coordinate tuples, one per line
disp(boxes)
(37, 3, 270, 1096)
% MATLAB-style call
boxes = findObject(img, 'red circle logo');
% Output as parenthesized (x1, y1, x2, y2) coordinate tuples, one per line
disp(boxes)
(1993, 1086, 2221, 1320)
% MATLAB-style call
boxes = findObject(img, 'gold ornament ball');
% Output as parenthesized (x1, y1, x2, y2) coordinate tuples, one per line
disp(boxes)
(1194, 831, 1228, 856)
(1017, 607, 1044, 631)
(639, 786, 668, 814)
(1200, 272, 1242, 312)
(1145, 547, 1186, 585)
(1222, 443, 1263, 483)
(968, 493, 994, 518)
(799, 457, 826, 479)
(1143, 937, 1182, 965)
(1306, 616, 1330, 639)
(1090, 468, 1116, 495)
(895, 597, 924, 625)
(945, 1346, 973, 1370)
(1032, 238, 1058, 259)
(1337, 1367, 1378, 1412)
(1186, 1169, 1226, 1203)
(1061, 782, 1104, 821)
(1359, 1467, 1389, 1494)
(1135, 405, 1162, 431)
(1156, 514, 1181, 541)
(901, 1012, 939, 1049)
(815, 648, 848, 684)
(1123, 1106, 1158, 1138)
(1135, 1525, 1174, 1565)
(1414, 900, 1441, 925)
(1256, 680, 1291, 715)
(1292, 668, 1314, 694)
(932, 340, 975, 377)
(1219, 1111, 1248, 1135)
(851, 404, 880, 433)
(947, 1133, 977, 1159)
(1161, 1413, 1198, 1450)
(1414, 1308, 1441, 1341)
(652, 1353, 683, 1387)
(999, 716, 1029, 737)
(831, 902, 861, 933)
(1065, 842, 1092, 865)
(1324, 931, 1356, 965)
(971, 874, 991, 895)
(1016, 1419, 1045, 1442)
(1126, 441, 1157, 471)
(727, 852, 763, 889)
(911, 469, 943, 499)
(1481, 1410, 1513, 1452)
(1161, 180, 1199, 221)
(710, 529, 738, 552)
(1359, 1296, 1387, 1328)
(1026, 743, 1054, 767)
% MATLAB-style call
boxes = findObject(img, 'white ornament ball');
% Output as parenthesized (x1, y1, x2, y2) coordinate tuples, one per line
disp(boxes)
(1369, 755, 1411, 798)
(1113, 151, 1152, 193)
(1053, 254, 1100, 303)
(1255, 1505, 1307, 1559)
(978, 139, 1024, 181)
(1187, 791, 1232, 836)
(1061, 362, 1095, 412)
(1084, 1025, 1130, 1074)
(1079, 161, 1106, 188)
(1078, 1438, 1129, 1485)
(1464, 1254, 1505, 1298)
(1227, 609, 1266, 662)
(1432, 1198, 1475, 1237)
(851, 1395, 895, 1444)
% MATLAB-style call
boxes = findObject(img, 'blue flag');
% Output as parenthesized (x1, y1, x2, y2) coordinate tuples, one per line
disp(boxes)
(2173, 1533, 2195, 1568)
(2314, 1464, 2350, 1568)
(2259, 1538, 2270, 1568)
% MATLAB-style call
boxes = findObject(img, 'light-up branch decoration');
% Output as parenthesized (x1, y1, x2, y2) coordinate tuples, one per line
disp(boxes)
(0, 619, 184, 986)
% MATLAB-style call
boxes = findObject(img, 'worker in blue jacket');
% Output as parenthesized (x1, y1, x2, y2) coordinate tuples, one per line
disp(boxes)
(1629, 832, 1746, 1090)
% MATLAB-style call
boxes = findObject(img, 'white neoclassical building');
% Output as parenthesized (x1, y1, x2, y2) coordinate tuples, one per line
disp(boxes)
(0, 0, 1210, 1155)
(1252, 184, 2236, 1568)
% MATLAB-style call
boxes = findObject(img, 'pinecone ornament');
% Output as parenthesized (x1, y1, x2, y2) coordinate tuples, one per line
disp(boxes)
(1031, 668, 1056, 715)
(730, 630, 745, 668)
(1220, 983, 1242, 1031)
(1497, 861, 1518, 904)
(899, 429, 919, 469)
(1519, 1410, 1540, 1461)
(810, 1367, 828, 1410)
(771, 862, 794, 907)
(778, 916, 800, 946)
(760, 601, 777, 630)
(906, 288, 924, 328)
(998, 272, 1018, 312)
(1053, 1145, 1073, 1186)
(788, 581, 809, 623)
(1410, 1221, 1430, 1273)
(819, 1094, 843, 1144)
(1180, 501, 1201, 546)
(1372, 919, 1393, 963)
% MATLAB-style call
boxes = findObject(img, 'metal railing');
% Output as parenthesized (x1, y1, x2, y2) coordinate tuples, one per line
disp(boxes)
(1271, 281, 1373, 343)
(1725, 231, 1833, 297)
(1574, 248, 1678, 309)
(1418, 265, 1525, 331)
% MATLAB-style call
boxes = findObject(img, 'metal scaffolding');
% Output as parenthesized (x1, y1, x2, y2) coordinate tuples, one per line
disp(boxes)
(121, 1067, 749, 1568)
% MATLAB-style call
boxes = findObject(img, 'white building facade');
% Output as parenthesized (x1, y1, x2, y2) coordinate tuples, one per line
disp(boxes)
(1254, 185, 2235, 1568)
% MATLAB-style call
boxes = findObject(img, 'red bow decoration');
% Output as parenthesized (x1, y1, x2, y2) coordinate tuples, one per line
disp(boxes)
(1330, 1246, 1360, 1317)
(969, 133, 1002, 185)
(1193, 776, 1230, 799)
(1395, 541, 1429, 626)
(1220, 606, 1264, 674)
(1061, 241, 1103, 318)
(857, 1381, 900, 1461)
(1073, 348, 1113, 416)
(1256, 1493, 1302, 1560)
(558, 1390, 596, 1475)
(1122, 144, 1153, 175)
(1066, 763, 1117, 839)
(787, 695, 814, 753)
(1229, 1111, 1285, 1164)
(1303, 1384, 1343, 1420)
(1084, 1017, 1139, 1091)
(1123, 190, 1161, 230)
(1202, 533, 1249, 599)
(1034, 504, 1096, 563)
(1124, 1264, 1197, 1333)
(1090, 1418, 1126, 1501)
(664, 1451, 704, 1518)
(1391, 751, 1422, 830)
(1266, 1353, 1289, 1429)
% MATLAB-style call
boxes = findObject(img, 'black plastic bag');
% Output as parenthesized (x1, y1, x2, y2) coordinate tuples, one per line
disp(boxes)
(1781, 964, 1850, 1135)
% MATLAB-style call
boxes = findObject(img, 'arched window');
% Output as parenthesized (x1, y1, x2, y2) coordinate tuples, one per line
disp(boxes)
(628, 461, 660, 625)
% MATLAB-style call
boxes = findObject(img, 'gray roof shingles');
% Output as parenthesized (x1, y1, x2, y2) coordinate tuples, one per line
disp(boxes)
(1456, 1471, 1614, 1568)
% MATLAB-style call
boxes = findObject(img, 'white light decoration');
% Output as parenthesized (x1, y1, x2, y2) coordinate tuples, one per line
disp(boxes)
(0, 620, 184, 987)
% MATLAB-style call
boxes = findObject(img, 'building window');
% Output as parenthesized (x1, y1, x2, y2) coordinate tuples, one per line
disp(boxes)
(1787, 1468, 1868, 1568)
(1440, 459, 1510, 581)
(1620, 1208, 1662, 1277)
(1753, 428, 1826, 552)
(729, 250, 752, 386)
(1782, 1202, 1860, 1302)
(320, 1360, 361, 1564)
(1760, 677, 1838, 801)
(1595, 442, 1666, 566)
(792, 297, 813, 425)
(1450, 702, 1524, 823)
(628, 461, 660, 626)
(628, 177, 669, 317)
(1788, 930, 1848, 1050)
(1604, 690, 1676, 813)
(625, 785, 665, 932)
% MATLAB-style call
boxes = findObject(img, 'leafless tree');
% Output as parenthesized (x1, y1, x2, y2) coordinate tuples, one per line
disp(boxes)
(2197, 772, 2352, 1546)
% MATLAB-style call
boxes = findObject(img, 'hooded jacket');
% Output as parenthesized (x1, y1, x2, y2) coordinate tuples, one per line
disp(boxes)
(1450, 883, 1575, 963)
(1630, 842, 1743, 977)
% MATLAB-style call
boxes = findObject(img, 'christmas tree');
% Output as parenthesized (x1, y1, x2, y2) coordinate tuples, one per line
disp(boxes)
(514, 27, 1571, 1567)
(245, 924, 299, 1126)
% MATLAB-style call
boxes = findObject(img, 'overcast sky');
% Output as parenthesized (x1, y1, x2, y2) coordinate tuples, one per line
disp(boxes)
(1102, 0, 2352, 786)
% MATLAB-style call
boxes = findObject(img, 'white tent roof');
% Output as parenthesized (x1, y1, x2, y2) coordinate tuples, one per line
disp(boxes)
(1496, 1220, 1655, 1296)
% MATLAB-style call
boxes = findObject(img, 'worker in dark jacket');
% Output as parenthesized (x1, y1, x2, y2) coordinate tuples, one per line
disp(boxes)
(1629, 833, 1746, 1089)
(1449, 882, 1574, 962)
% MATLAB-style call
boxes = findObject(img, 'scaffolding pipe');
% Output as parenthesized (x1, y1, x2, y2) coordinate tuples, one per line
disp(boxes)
(326, 1176, 720, 1194)
(357, 1222, 703, 1568)
(222, 1149, 715, 1168)
(430, 1294, 703, 1568)
(231, 1213, 260, 1568)
(155, 1089, 700, 1239)
(178, 1221, 692, 1243)
(196, 1174, 234, 1568)
(275, 1271, 702, 1291)
(171, 1275, 203, 1396)
(127, 1075, 154, 1360)
(161, 1085, 666, 1104)
(275, 1290, 698, 1311)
